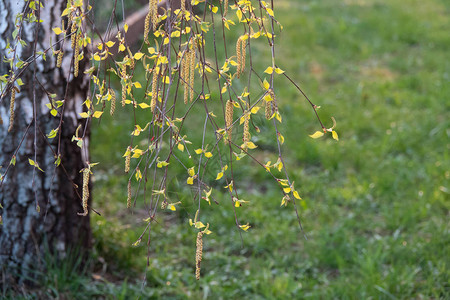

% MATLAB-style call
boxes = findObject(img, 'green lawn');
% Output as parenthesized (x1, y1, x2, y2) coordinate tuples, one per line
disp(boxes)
(12, 0, 449, 299)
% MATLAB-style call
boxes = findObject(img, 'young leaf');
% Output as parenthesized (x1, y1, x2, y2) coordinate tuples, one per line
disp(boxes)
(332, 130, 339, 141)
(309, 131, 324, 139)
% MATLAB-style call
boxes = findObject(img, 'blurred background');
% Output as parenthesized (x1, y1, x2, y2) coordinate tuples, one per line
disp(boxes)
(27, 0, 450, 298)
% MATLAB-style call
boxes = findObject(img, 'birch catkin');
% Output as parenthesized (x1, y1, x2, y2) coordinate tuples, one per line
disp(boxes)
(8, 88, 15, 132)
(78, 168, 89, 216)
(144, 11, 150, 44)
(121, 64, 127, 106)
(70, 21, 77, 49)
(189, 48, 196, 102)
(125, 146, 131, 173)
(151, 67, 158, 113)
(223, 0, 228, 17)
(236, 37, 246, 78)
(127, 180, 132, 208)
(243, 115, 250, 147)
(181, 0, 185, 13)
(182, 51, 189, 104)
(151, 0, 158, 30)
(195, 232, 203, 280)
(73, 34, 80, 77)
(109, 88, 116, 116)
(56, 50, 63, 68)
(236, 38, 241, 77)
(225, 100, 233, 144)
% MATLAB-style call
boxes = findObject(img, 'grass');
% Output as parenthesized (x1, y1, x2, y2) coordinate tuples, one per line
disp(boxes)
(7, 0, 449, 298)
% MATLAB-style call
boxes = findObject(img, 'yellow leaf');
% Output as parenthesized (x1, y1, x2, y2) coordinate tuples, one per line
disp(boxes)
(124, 23, 129, 33)
(133, 82, 142, 88)
(309, 131, 324, 139)
(266, 8, 274, 17)
(277, 161, 283, 172)
(61, 8, 70, 17)
(119, 44, 125, 52)
(134, 52, 144, 60)
(187, 177, 194, 185)
(215, 172, 223, 180)
(168, 204, 176, 211)
(276, 112, 282, 123)
(195, 221, 205, 229)
(194, 149, 203, 154)
(135, 168, 142, 181)
(275, 67, 285, 74)
(236, 10, 242, 21)
(204, 152, 213, 158)
(138, 103, 150, 109)
(93, 54, 101, 61)
(293, 191, 302, 200)
(188, 167, 195, 177)
(246, 141, 257, 149)
(279, 179, 289, 186)
(264, 67, 273, 74)
(239, 223, 251, 231)
(251, 106, 260, 114)
(79, 112, 89, 118)
(262, 78, 270, 90)
(332, 130, 339, 141)
(178, 143, 185, 152)
(92, 111, 103, 118)
(279, 134, 285, 144)
(52, 27, 63, 35)
(157, 161, 169, 168)
(132, 148, 143, 158)
(283, 187, 291, 193)
(211, 6, 218, 13)
(164, 76, 170, 84)
(105, 41, 115, 47)
(170, 30, 180, 38)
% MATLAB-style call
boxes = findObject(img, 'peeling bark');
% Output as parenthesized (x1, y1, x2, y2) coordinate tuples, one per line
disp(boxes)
(0, 0, 91, 286)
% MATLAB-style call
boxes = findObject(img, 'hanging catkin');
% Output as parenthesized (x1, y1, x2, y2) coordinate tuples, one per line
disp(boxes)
(151, 0, 158, 30)
(243, 114, 250, 147)
(182, 50, 189, 104)
(8, 88, 15, 132)
(109, 88, 116, 116)
(127, 180, 132, 208)
(121, 64, 127, 106)
(236, 37, 246, 78)
(189, 47, 195, 102)
(144, 4, 151, 44)
(70, 21, 77, 49)
(73, 33, 80, 77)
(151, 67, 158, 113)
(125, 146, 131, 173)
(56, 50, 63, 68)
(78, 168, 89, 216)
(225, 100, 233, 144)
(223, 0, 228, 17)
(195, 232, 203, 280)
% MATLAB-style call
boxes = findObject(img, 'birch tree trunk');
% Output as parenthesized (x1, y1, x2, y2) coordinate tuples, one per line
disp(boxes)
(0, 0, 91, 285)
